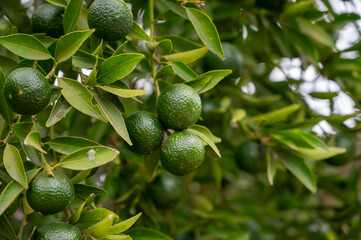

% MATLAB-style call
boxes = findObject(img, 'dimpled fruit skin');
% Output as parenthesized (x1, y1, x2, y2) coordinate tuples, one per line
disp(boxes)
(161, 132, 205, 176)
(326, 134, 355, 166)
(88, 0, 133, 41)
(157, 84, 202, 131)
(26, 172, 74, 215)
(147, 173, 183, 209)
(4, 68, 51, 116)
(31, 4, 64, 38)
(235, 139, 264, 173)
(35, 222, 83, 240)
(125, 111, 164, 154)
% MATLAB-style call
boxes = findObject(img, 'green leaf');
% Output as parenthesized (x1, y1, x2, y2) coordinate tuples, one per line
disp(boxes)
(46, 95, 72, 127)
(58, 146, 119, 170)
(272, 130, 328, 151)
(3, 144, 27, 189)
(0, 0, 20, 27)
(147, 39, 173, 55)
(93, 93, 132, 146)
(0, 168, 40, 215)
(266, 149, 276, 186)
(47, 136, 100, 155)
(12, 123, 42, 166)
(309, 91, 338, 99)
(86, 56, 99, 87)
(281, 154, 317, 193)
(231, 109, 246, 123)
(45, 0, 67, 7)
(245, 104, 300, 125)
(156, 65, 175, 80)
(58, 78, 107, 122)
(24, 131, 47, 154)
(0, 215, 17, 240)
(72, 50, 104, 69)
(161, 47, 208, 64)
(74, 184, 107, 199)
(69, 193, 95, 224)
(185, 70, 231, 94)
(97, 53, 145, 84)
(63, 0, 83, 34)
(71, 169, 92, 184)
(292, 147, 346, 161)
(186, 126, 221, 157)
(103, 235, 131, 240)
(156, 35, 202, 52)
(168, 61, 197, 81)
(84, 213, 114, 238)
(112, 41, 128, 56)
(127, 227, 172, 240)
(0, 55, 18, 76)
(22, 196, 34, 215)
(55, 29, 94, 63)
(96, 85, 147, 98)
(158, 0, 188, 19)
(78, 208, 119, 227)
(0, 67, 13, 124)
(109, 213, 142, 234)
(143, 150, 160, 181)
(296, 18, 335, 48)
(128, 21, 149, 41)
(186, 8, 224, 59)
(0, 34, 52, 60)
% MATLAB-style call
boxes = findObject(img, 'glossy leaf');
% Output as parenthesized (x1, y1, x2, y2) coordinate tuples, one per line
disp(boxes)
(297, 18, 335, 48)
(156, 35, 202, 52)
(24, 131, 47, 154)
(74, 184, 107, 199)
(55, 29, 94, 63)
(144, 150, 160, 181)
(45, 0, 66, 7)
(58, 146, 119, 170)
(78, 208, 119, 227)
(186, 70, 232, 94)
(63, 0, 83, 34)
(128, 21, 149, 40)
(47, 136, 100, 155)
(58, 78, 107, 122)
(46, 95, 72, 127)
(127, 227, 172, 240)
(93, 93, 132, 145)
(147, 39, 172, 55)
(186, 126, 221, 157)
(96, 85, 148, 98)
(0, 34, 52, 60)
(3, 144, 27, 189)
(231, 109, 246, 123)
(109, 213, 142, 234)
(0, 215, 16, 240)
(158, 0, 188, 19)
(156, 65, 175, 80)
(71, 169, 92, 184)
(84, 213, 114, 238)
(112, 41, 128, 56)
(281, 154, 317, 193)
(69, 193, 95, 224)
(97, 53, 145, 84)
(161, 47, 208, 64)
(186, 8, 224, 59)
(0, 168, 40, 215)
(168, 61, 197, 81)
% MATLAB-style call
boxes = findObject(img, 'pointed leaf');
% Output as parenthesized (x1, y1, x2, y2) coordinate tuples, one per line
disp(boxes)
(147, 39, 172, 55)
(186, 8, 224, 59)
(0, 34, 52, 60)
(71, 169, 92, 184)
(58, 146, 119, 170)
(112, 41, 128, 56)
(93, 93, 132, 145)
(245, 104, 300, 125)
(266, 149, 276, 185)
(97, 53, 145, 84)
(47, 136, 100, 155)
(0, 67, 13, 124)
(282, 154, 317, 193)
(168, 61, 197, 81)
(128, 21, 149, 41)
(156, 65, 175, 80)
(84, 213, 114, 238)
(45, 0, 66, 7)
(109, 213, 142, 234)
(0, 215, 17, 240)
(161, 47, 208, 64)
(186, 70, 231, 94)
(143, 150, 159, 181)
(24, 131, 47, 154)
(55, 29, 94, 63)
(74, 184, 107, 199)
(78, 208, 119, 227)
(3, 144, 27, 188)
(46, 95, 72, 127)
(63, 0, 83, 33)
(186, 127, 221, 157)
(69, 193, 95, 224)
(293, 147, 346, 161)
(297, 18, 335, 48)
(58, 78, 107, 122)
(96, 85, 147, 98)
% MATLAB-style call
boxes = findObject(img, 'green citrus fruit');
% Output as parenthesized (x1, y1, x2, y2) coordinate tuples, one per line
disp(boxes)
(326, 134, 355, 166)
(35, 222, 83, 240)
(157, 84, 202, 131)
(160, 131, 205, 176)
(125, 111, 164, 154)
(26, 171, 74, 215)
(235, 139, 264, 173)
(4, 68, 51, 116)
(205, 42, 243, 79)
(88, 0, 133, 41)
(31, 4, 64, 38)
(147, 173, 183, 209)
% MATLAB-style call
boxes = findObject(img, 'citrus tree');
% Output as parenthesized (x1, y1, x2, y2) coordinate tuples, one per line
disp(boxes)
(0, 0, 360, 239)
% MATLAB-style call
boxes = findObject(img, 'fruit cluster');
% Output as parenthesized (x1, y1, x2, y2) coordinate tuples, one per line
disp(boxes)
(126, 84, 205, 176)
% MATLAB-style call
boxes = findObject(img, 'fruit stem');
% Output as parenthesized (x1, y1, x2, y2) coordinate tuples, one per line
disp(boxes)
(17, 213, 27, 239)
(41, 154, 54, 176)
(45, 64, 57, 80)
(149, 0, 160, 98)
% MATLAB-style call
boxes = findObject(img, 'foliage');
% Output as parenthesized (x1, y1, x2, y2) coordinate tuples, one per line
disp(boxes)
(0, 0, 360, 239)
